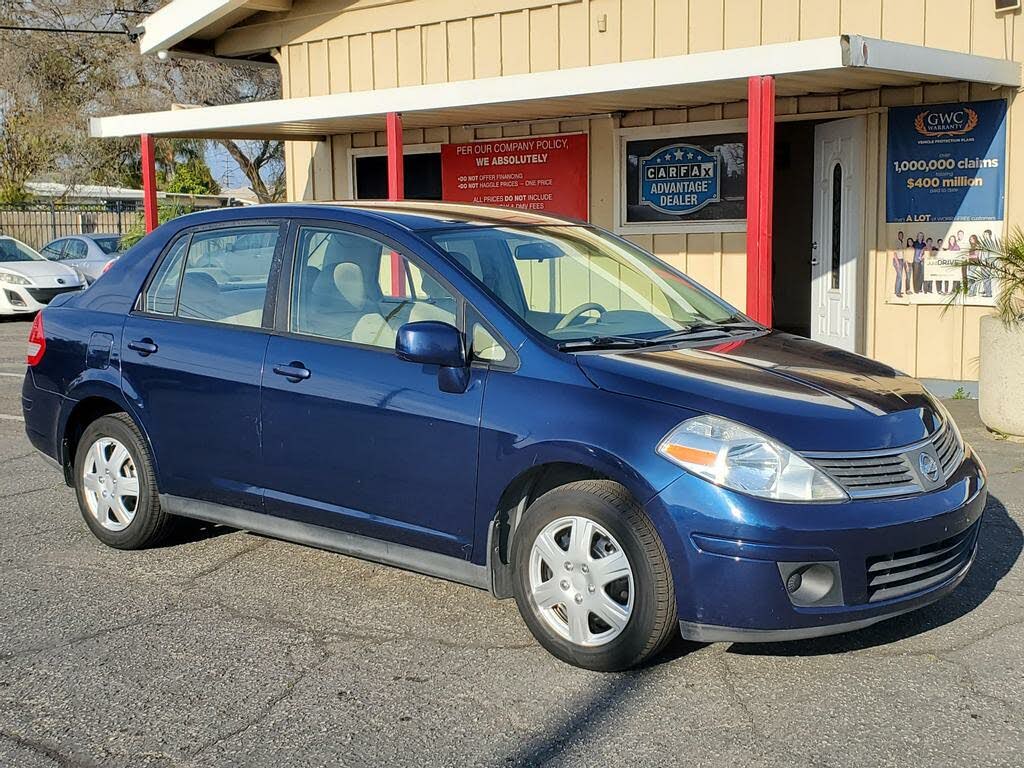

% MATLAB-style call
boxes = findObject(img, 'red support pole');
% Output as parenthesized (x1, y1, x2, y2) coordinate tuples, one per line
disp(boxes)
(745, 75, 775, 326)
(141, 133, 158, 234)
(386, 112, 405, 296)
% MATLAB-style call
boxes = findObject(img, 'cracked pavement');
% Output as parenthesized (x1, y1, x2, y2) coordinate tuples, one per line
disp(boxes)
(0, 317, 1022, 767)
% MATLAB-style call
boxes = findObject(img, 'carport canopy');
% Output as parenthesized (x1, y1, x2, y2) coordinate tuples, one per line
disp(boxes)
(90, 34, 1020, 141)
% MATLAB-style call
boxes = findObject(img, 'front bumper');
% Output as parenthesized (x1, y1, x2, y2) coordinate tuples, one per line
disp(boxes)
(0, 282, 84, 314)
(649, 448, 987, 642)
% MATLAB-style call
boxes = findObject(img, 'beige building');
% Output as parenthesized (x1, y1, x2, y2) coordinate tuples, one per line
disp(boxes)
(93, 0, 1024, 390)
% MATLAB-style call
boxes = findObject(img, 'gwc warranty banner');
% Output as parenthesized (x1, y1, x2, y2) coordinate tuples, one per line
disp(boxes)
(886, 99, 1007, 223)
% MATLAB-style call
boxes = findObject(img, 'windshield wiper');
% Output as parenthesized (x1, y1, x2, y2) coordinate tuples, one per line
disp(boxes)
(651, 320, 765, 343)
(556, 335, 662, 351)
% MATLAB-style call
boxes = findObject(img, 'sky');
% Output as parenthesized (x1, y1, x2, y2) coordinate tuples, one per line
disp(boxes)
(205, 142, 246, 191)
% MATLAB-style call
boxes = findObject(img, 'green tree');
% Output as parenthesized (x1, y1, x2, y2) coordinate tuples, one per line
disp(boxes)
(164, 158, 222, 196)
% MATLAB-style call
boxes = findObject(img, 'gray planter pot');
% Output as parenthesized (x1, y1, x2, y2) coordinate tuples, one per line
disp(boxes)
(979, 313, 1024, 437)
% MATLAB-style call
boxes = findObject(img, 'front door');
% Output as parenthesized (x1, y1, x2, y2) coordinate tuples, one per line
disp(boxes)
(811, 117, 866, 352)
(259, 224, 485, 559)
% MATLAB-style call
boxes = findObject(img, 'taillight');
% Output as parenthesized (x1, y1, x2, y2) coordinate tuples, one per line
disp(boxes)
(101, 260, 114, 275)
(26, 312, 45, 366)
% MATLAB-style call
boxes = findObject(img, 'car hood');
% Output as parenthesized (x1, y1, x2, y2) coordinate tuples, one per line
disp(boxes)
(0, 260, 81, 280)
(575, 331, 943, 451)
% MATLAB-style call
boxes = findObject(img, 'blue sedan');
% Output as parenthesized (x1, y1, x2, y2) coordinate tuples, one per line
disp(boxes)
(21, 202, 986, 670)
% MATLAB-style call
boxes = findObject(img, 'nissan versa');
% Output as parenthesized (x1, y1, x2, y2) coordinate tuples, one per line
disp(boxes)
(21, 203, 987, 671)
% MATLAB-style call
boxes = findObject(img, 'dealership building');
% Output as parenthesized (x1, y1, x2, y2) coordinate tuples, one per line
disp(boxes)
(92, 0, 1023, 390)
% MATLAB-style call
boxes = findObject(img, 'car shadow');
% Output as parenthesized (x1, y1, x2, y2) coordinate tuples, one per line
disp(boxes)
(157, 518, 236, 548)
(727, 493, 1021, 657)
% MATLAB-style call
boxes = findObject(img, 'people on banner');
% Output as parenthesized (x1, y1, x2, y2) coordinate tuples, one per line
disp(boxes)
(891, 228, 998, 300)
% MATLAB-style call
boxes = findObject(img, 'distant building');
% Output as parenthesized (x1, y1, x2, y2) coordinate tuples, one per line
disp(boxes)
(25, 181, 242, 209)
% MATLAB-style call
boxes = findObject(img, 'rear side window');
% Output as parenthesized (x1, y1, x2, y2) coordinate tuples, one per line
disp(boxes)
(142, 225, 280, 327)
(145, 237, 188, 314)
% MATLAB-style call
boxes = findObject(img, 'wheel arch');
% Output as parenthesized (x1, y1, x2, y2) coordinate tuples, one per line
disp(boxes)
(485, 449, 660, 599)
(58, 383, 156, 487)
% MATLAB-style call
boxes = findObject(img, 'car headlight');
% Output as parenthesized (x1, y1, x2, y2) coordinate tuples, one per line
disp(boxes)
(657, 415, 848, 502)
(0, 272, 31, 286)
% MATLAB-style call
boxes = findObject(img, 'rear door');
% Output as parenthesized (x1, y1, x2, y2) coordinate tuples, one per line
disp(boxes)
(259, 222, 486, 558)
(121, 221, 285, 511)
(63, 238, 90, 272)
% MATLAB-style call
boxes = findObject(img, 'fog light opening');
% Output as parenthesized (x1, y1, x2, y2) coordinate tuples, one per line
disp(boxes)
(778, 561, 842, 607)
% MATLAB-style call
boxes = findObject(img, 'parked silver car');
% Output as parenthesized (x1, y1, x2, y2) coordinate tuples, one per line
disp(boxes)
(40, 234, 122, 283)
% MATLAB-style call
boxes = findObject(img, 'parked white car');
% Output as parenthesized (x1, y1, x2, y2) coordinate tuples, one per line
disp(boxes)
(41, 233, 123, 283)
(0, 235, 86, 315)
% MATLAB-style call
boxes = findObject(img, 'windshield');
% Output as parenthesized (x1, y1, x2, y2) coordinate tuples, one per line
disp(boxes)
(428, 225, 742, 344)
(0, 237, 44, 263)
(95, 237, 121, 255)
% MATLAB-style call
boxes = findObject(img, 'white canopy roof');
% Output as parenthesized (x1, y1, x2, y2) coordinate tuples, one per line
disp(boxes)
(91, 35, 1021, 141)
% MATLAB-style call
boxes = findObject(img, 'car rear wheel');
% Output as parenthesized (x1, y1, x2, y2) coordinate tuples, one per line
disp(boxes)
(511, 480, 677, 671)
(74, 413, 176, 549)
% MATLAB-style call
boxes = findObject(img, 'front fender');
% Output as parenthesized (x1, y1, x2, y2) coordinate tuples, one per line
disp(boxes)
(473, 368, 691, 565)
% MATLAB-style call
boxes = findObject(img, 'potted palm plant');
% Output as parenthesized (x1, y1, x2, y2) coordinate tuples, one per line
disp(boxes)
(949, 227, 1024, 436)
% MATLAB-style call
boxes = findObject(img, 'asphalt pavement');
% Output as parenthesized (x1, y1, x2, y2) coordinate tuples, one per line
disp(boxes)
(0, 315, 1021, 767)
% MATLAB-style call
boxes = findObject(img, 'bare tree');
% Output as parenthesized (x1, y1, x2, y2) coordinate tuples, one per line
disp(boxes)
(0, 0, 285, 201)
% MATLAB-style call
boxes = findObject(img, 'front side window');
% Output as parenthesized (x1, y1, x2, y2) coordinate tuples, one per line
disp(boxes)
(291, 226, 457, 349)
(42, 240, 66, 259)
(142, 225, 279, 327)
(429, 225, 738, 344)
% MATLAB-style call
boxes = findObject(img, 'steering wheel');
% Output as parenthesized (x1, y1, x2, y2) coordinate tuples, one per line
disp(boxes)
(554, 302, 608, 331)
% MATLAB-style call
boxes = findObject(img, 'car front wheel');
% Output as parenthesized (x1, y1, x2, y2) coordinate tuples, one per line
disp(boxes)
(511, 480, 678, 671)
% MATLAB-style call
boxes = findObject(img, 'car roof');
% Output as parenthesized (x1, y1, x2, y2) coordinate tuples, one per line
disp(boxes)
(166, 201, 585, 235)
(78, 233, 121, 240)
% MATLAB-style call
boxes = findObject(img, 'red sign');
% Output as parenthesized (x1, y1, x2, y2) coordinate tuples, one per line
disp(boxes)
(441, 133, 589, 220)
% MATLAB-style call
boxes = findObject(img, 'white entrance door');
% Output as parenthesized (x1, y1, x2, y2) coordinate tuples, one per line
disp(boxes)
(810, 116, 866, 352)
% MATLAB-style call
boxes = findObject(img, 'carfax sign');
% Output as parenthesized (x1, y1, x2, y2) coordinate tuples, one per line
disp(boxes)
(638, 144, 721, 215)
(886, 99, 1007, 223)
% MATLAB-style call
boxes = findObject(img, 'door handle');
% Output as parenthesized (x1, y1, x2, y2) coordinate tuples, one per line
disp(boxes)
(127, 338, 158, 356)
(272, 362, 311, 382)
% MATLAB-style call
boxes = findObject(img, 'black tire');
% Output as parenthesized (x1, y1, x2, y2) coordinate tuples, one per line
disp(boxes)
(73, 413, 176, 549)
(511, 480, 677, 671)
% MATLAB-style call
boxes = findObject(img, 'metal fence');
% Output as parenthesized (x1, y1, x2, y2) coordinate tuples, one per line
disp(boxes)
(0, 202, 146, 250)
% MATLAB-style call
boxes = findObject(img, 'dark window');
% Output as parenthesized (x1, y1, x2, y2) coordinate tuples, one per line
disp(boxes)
(354, 152, 442, 200)
(95, 237, 121, 255)
(831, 162, 842, 290)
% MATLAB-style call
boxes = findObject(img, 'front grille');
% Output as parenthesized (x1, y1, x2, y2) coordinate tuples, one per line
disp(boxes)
(865, 522, 979, 602)
(26, 286, 79, 304)
(932, 420, 965, 477)
(804, 422, 964, 499)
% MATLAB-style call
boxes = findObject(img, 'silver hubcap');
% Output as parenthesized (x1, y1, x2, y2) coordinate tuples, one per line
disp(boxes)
(81, 437, 140, 532)
(528, 516, 634, 647)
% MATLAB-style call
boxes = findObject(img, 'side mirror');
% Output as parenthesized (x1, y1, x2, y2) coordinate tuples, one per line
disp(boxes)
(396, 321, 466, 369)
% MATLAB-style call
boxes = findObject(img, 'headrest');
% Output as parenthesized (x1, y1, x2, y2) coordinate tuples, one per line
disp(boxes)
(333, 262, 366, 308)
